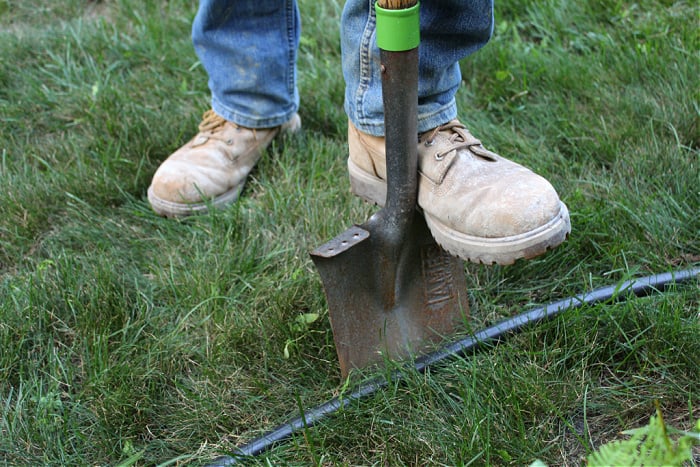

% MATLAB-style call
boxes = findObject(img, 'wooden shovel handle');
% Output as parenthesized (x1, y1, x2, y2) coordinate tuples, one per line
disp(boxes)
(377, 0, 417, 10)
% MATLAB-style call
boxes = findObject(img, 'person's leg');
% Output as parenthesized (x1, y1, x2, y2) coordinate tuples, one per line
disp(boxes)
(194, 0, 300, 128)
(342, 0, 493, 135)
(342, 0, 571, 265)
(148, 0, 302, 217)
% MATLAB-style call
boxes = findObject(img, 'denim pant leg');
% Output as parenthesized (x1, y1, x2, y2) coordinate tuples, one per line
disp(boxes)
(192, 0, 301, 128)
(341, 0, 494, 136)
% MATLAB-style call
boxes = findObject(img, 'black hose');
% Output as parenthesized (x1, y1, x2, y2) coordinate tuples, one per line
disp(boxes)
(207, 266, 699, 466)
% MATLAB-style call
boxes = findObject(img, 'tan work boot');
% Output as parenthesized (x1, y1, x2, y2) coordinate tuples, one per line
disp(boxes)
(348, 120, 571, 265)
(148, 110, 301, 217)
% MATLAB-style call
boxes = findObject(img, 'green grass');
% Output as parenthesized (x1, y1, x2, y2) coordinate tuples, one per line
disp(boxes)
(1, 0, 698, 465)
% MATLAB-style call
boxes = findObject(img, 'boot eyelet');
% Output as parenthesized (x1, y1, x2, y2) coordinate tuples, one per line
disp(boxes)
(227, 139, 234, 145)
(424, 139, 435, 147)
(435, 153, 445, 161)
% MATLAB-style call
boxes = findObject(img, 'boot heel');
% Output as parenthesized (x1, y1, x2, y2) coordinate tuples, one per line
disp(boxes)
(348, 158, 387, 206)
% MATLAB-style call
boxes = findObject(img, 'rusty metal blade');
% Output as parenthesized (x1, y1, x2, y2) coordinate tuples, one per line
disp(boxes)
(311, 212, 468, 379)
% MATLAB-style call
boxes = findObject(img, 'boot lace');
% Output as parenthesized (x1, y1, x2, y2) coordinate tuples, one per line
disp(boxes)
(197, 109, 259, 143)
(423, 121, 498, 161)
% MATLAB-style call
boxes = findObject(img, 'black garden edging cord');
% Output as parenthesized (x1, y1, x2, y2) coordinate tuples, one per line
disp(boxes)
(206, 266, 699, 466)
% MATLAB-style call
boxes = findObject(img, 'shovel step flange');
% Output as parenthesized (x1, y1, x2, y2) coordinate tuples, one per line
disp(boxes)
(311, 226, 369, 258)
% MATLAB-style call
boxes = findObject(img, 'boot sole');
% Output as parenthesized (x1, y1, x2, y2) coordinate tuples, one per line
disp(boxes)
(348, 157, 571, 265)
(147, 184, 244, 218)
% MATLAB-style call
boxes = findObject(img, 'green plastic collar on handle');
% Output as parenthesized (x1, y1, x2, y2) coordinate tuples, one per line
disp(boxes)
(375, 2, 420, 52)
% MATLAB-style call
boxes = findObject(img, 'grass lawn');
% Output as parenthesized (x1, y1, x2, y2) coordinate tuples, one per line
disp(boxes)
(1, 0, 698, 465)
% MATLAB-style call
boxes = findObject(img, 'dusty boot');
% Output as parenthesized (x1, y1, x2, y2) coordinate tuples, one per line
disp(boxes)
(348, 120, 571, 265)
(148, 110, 301, 217)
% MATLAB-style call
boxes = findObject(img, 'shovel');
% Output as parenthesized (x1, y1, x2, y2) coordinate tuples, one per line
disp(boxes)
(311, 0, 469, 379)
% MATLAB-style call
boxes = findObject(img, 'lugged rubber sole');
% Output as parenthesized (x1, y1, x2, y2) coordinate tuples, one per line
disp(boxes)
(425, 202, 571, 265)
(147, 184, 244, 218)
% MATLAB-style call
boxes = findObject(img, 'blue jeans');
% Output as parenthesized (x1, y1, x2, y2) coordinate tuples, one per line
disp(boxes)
(192, 0, 493, 135)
